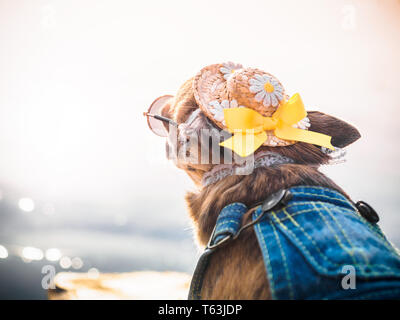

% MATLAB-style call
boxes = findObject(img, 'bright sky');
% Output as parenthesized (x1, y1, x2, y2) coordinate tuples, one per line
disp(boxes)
(0, 0, 399, 235)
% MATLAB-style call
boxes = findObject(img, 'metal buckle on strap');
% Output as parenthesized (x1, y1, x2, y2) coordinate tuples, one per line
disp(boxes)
(233, 189, 292, 240)
(207, 232, 232, 250)
(206, 189, 293, 250)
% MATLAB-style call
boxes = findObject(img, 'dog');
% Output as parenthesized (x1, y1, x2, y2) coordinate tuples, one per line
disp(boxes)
(145, 63, 400, 299)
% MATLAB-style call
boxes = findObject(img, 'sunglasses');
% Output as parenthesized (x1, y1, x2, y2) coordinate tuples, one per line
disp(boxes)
(143, 95, 177, 137)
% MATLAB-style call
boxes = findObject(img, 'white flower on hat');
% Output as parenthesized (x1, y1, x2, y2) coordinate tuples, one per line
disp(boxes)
(220, 62, 243, 80)
(249, 74, 284, 107)
(209, 99, 241, 125)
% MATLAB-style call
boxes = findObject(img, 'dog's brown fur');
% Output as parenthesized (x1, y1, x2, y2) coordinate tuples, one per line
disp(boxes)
(158, 78, 361, 299)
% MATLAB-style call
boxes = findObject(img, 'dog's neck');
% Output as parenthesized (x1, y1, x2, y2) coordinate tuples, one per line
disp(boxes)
(185, 163, 349, 246)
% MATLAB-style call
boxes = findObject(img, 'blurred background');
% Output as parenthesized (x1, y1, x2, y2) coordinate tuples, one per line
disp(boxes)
(0, 0, 399, 299)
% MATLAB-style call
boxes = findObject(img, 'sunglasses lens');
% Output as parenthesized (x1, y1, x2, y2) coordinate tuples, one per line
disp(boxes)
(147, 95, 173, 137)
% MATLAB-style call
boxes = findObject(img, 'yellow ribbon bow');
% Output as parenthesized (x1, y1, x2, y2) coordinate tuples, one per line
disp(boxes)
(219, 93, 334, 157)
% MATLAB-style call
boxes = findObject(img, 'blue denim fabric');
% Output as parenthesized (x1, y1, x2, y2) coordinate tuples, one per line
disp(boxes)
(251, 186, 400, 299)
(211, 203, 248, 246)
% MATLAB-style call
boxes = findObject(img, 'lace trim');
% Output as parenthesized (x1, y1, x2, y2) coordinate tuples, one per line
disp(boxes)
(321, 147, 347, 165)
(202, 151, 294, 187)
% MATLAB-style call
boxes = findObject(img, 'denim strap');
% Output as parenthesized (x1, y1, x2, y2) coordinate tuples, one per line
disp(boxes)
(188, 202, 248, 300)
(210, 203, 248, 246)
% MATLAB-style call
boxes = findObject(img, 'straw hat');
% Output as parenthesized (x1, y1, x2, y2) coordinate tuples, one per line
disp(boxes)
(193, 62, 310, 147)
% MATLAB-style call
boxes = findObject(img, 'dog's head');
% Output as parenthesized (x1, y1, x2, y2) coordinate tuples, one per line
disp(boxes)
(145, 63, 361, 187)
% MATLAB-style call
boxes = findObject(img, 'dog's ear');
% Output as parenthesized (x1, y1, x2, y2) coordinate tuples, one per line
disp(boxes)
(307, 111, 361, 148)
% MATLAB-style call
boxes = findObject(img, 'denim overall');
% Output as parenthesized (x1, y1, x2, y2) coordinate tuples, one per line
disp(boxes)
(188, 186, 400, 299)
